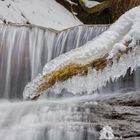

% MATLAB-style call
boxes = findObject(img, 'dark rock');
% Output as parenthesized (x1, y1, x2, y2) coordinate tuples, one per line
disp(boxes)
(81, 91, 140, 139)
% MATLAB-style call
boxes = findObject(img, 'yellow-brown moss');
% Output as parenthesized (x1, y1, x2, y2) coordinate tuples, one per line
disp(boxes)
(31, 42, 134, 100)
(36, 55, 110, 96)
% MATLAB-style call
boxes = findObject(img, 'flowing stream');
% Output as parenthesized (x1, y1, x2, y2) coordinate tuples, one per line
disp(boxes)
(0, 23, 140, 140)
(0, 24, 109, 99)
(0, 95, 102, 140)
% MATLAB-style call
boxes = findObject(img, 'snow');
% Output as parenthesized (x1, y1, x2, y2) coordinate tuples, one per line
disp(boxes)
(0, 0, 81, 30)
(65, 0, 78, 6)
(82, 0, 100, 8)
(66, 0, 100, 8)
(107, 43, 126, 59)
(23, 6, 140, 100)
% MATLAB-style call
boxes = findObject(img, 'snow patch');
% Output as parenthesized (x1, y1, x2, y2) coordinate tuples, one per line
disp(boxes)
(65, 0, 78, 6)
(107, 43, 126, 59)
(0, 0, 81, 30)
(82, 0, 100, 8)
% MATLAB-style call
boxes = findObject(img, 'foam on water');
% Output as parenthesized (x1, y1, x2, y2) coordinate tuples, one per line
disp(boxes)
(0, 94, 100, 140)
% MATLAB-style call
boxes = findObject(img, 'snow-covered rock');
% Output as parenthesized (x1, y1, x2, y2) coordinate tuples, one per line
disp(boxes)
(0, 0, 82, 30)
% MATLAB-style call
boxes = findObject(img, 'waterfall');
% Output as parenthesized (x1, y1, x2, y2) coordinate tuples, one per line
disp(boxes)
(0, 24, 109, 99)
(0, 97, 101, 140)
(0, 24, 56, 98)
(0, 5, 140, 140)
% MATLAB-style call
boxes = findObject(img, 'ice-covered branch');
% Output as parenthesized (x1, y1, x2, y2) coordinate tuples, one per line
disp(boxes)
(23, 6, 140, 100)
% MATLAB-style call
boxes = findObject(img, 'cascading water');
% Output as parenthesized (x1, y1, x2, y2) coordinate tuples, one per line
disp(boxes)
(0, 24, 57, 98)
(1, 23, 139, 99)
(0, 24, 109, 99)
(1, 6, 140, 139)
(0, 96, 101, 140)
(0, 23, 117, 140)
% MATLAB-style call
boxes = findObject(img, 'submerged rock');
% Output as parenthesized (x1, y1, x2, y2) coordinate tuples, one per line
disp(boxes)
(84, 91, 140, 139)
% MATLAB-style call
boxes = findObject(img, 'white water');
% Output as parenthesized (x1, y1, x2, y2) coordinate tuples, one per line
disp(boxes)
(0, 24, 108, 99)
(0, 95, 101, 140)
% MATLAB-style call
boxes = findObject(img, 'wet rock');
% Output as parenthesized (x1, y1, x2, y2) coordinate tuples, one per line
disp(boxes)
(81, 91, 140, 139)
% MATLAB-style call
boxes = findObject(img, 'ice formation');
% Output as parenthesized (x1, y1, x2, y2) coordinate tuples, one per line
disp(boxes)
(23, 6, 140, 100)
(99, 125, 114, 140)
